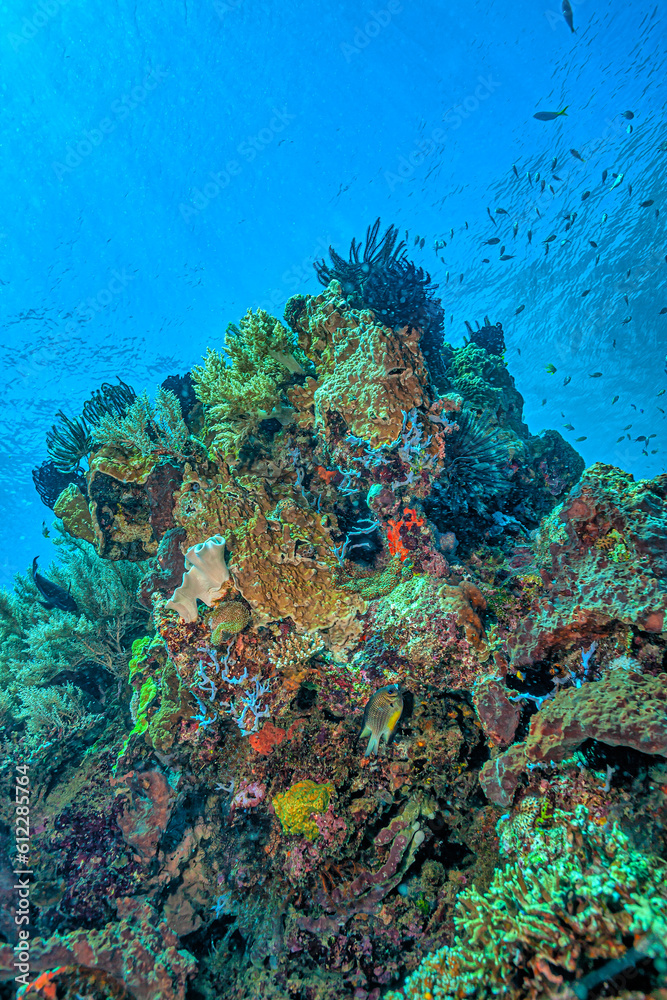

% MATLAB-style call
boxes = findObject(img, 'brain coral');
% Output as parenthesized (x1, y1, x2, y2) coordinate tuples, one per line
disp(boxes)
(209, 600, 251, 643)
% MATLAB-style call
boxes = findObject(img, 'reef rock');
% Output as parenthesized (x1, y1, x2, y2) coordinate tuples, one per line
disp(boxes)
(507, 463, 667, 666)
(481, 666, 667, 806)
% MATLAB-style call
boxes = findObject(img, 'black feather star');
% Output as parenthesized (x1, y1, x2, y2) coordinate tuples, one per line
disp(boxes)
(314, 219, 445, 379)
(44, 377, 137, 473)
(428, 409, 510, 517)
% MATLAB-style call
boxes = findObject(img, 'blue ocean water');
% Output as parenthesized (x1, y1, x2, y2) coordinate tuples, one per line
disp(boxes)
(0, 0, 665, 586)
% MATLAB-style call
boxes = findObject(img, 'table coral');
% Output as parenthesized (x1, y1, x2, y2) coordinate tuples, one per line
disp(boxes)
(273, 779, 334, 840)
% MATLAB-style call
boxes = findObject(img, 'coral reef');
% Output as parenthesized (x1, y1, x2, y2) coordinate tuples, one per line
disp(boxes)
(506, 463, 667, 665)
(386, 804, 667, 1000)
(4, 238, 667, 1000)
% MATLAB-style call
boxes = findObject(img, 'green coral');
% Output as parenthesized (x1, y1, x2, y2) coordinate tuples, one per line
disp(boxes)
(118, 642, 195, 767)
(192, 309, 309, 463)
(445, 343, 515, 414)
(272, 780, 333, 840)
(386, 805, 667, 1000)
(91, 387, 190, 462)
(0, 529, 148, 746)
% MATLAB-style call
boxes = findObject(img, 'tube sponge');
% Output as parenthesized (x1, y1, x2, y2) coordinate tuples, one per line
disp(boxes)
(165, 534, 230, 622)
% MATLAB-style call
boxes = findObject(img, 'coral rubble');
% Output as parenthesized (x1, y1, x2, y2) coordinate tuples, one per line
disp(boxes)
(4, 230, 667, 1000)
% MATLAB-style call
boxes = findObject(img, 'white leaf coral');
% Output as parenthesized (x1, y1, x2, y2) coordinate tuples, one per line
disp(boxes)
(166, 535, 230, 622)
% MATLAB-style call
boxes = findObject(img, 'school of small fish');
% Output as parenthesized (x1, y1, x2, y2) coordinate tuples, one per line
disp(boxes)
(418, 1, 665, 469)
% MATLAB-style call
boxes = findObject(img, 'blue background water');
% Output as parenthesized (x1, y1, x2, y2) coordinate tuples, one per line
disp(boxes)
(0, 0, 665, 585)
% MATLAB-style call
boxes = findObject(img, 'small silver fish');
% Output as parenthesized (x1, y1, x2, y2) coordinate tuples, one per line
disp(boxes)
(359, 685, 404, 756)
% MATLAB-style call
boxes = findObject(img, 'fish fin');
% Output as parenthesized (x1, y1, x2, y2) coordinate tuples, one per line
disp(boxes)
(559, 106, 569, 115)
(38, 600, 54, 610)
(365, 731, 379, 756)
(32, 556, 38, 578)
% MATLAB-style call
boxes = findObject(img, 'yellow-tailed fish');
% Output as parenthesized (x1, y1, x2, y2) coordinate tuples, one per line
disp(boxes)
(359, 684, 403, 756)
(533, 107, 568, 121)
(545, 363, 557, 374)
